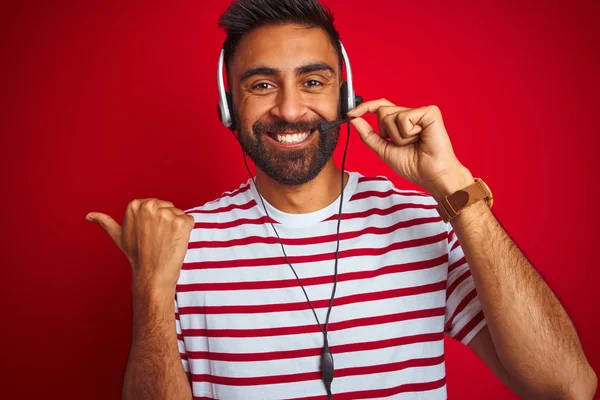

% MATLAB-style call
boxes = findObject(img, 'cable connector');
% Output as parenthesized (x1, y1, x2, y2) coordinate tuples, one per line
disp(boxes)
(321, 345, 334, 399)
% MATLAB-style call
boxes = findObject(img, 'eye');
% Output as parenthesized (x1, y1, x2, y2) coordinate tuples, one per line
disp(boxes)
(251, 82, 275, 91)
(304, 80, 322, 87)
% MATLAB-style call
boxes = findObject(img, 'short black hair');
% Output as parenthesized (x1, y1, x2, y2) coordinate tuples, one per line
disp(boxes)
(218, 0, 342, 76)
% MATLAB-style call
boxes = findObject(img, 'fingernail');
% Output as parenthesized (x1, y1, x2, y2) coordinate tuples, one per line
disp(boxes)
(86, 214, 95, 222)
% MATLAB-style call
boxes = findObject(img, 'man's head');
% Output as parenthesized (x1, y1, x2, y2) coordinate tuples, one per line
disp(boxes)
(218, 0, 344, 186)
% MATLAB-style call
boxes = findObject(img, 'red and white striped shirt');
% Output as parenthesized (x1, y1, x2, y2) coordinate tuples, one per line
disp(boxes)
(176, 172, 485, 399)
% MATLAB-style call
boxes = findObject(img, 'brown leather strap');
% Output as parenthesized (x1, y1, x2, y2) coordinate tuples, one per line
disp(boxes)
(437, 178, 493, 223)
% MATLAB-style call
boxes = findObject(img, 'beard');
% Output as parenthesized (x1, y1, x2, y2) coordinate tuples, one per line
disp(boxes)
(236, 114, 340, 186)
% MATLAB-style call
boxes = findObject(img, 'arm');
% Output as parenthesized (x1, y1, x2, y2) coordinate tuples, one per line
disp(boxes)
(122, 287, 192, 400)
(86, 198, 196, 400)
(347, 100, 597, 399)
(434, 168, 597, 399)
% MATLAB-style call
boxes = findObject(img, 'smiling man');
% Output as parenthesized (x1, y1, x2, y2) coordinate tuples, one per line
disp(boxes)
(86, 0, 597, 399)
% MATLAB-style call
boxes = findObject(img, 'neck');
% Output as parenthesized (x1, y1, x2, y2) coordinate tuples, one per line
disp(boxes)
(254, 160, 349, 214)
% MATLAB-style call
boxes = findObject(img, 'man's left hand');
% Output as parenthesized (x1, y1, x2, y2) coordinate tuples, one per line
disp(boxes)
(347, 99, 475, 201)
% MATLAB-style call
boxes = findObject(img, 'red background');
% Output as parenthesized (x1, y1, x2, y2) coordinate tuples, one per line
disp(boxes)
(2, 0, 599, 398)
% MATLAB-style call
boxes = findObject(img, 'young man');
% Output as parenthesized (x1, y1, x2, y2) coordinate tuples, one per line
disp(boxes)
(87, 0, 596, 399)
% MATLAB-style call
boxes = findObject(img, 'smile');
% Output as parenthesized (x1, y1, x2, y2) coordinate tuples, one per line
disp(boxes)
(267, 130, 315, 145)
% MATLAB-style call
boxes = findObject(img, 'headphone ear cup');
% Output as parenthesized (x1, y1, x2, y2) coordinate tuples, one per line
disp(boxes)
(226, 91, 236, 132)
(340, 81, 349, 117)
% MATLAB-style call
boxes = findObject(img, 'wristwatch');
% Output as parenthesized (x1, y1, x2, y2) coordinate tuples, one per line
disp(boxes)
(436, 178, 493, 223)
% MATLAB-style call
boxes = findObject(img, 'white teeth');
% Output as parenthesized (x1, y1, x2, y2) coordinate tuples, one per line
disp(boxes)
(275, 131, 310, 144)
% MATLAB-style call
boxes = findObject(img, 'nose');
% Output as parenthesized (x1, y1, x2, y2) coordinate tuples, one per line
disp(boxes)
(269, 83, 309, 122)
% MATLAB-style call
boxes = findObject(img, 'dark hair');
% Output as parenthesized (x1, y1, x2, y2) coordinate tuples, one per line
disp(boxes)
(218, 0, 342, 75)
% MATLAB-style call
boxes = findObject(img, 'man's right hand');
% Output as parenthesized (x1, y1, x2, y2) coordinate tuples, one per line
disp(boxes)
(86, 198, 195, 294)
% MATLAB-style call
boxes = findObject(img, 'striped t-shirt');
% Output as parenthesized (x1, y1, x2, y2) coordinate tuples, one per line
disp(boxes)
(176, 171, 486, 399)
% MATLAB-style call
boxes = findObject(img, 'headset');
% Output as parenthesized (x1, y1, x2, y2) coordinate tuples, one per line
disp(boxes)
(217, 42, 362, 129)
(216, 41, 362, 400)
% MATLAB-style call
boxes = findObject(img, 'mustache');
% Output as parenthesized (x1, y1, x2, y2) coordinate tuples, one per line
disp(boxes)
(253, 117, 327, 135)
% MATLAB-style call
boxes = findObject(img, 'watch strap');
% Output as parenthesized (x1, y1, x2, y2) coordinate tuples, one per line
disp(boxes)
(436, 178, 493, 223)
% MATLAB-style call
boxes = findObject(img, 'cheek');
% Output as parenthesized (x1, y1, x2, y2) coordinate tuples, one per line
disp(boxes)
(238, 96, 272, 129)
(308, 87, 341, 120)
(310, 97, 339, 120)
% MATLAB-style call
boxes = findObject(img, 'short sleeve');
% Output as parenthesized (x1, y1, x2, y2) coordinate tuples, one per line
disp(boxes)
(444, 227, 487, 344)
(174, 296, 189, 373)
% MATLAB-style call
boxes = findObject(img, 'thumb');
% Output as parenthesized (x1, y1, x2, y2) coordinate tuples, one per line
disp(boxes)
(350, 117, 390, 160)
(86, 212, 122, 248)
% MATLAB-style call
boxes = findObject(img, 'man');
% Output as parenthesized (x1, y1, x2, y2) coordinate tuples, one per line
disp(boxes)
(86, 0, 597, 398)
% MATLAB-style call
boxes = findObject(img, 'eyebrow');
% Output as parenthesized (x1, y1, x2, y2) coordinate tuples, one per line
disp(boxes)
(240, 62, 335, 82)
(296, 62, 335, 76)
(240, 67, 278, 82)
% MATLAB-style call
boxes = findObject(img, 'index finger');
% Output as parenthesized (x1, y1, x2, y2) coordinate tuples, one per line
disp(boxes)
(348, 98, 407, 117)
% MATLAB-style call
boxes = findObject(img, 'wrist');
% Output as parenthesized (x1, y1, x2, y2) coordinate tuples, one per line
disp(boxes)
(429, 166, 475, 204)
(130, 287, 176, 342)
(131, 279, 175, 308)
(130, 283, 175, 335)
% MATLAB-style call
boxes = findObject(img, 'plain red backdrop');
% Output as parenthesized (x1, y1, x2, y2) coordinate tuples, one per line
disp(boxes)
(2, 0, 599, 398)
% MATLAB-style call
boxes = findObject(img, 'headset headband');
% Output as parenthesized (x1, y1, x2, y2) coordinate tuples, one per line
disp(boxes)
(339, 42, 355, 116)
(217, 48, 232, 128)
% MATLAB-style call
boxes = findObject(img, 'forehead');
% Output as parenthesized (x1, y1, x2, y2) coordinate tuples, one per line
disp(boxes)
(230, 23, 339, 77)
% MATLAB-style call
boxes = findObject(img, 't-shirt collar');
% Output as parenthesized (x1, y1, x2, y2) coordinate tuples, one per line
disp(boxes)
(248, 171, 359, 228)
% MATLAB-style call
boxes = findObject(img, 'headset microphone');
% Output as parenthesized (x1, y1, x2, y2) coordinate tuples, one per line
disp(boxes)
(318, 117, 355, 134)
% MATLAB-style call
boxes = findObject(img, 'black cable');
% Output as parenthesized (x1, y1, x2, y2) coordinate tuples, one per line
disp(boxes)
(236, 122, 351, 400)
(242, 149, 325, 336)
(324, 121, 350, 342)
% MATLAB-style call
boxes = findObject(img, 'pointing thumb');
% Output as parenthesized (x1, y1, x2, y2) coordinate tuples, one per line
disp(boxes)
(86, 212, 122, 247)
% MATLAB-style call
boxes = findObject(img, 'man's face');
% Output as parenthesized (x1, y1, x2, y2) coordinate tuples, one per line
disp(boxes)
(229, 23, 341, 186)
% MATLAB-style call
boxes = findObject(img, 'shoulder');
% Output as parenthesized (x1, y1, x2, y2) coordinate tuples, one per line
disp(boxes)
(350, 173, 450, 244)
(183, 179, 255, 217)
(351, 173, 437, 207)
